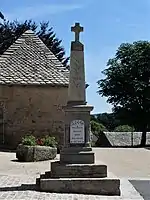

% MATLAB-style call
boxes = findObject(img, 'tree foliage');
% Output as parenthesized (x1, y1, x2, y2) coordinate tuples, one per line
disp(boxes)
(0, 20, 69, 67)
(95, 113, 121, 131)
(0, 12, 4, 20)
(91, 120, 107, 135)
(90, 120, 108, 147)
(97, 41, 150, 146)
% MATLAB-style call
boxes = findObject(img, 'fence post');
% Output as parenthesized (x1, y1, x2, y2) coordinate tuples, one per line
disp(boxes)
(131, 132, 133, 146)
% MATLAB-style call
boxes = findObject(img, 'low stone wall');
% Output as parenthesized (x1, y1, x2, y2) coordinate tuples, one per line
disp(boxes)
(16, 144, 57, 162)
(105, 132, 150, 146)
(93, 132, 150, 147)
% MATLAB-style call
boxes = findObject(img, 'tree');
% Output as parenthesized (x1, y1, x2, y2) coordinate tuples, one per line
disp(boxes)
(90, 120, 108, 147)
(114, 125, 135, 132)
(0, 19, 69, 67)
(0, 12, 5, 20)
(90, 120, 107, 136)
(95, 112, 121, 131)
(98, 41, 150, 146)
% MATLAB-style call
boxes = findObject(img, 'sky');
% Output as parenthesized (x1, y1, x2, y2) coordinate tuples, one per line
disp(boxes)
(1, 0, 150, 114)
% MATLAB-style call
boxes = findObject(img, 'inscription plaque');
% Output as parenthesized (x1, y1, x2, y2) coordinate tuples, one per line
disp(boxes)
(70, 120, 85, 143)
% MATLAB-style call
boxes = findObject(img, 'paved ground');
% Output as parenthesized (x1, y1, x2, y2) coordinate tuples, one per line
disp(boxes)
(94, 148, 150, 200)
(0, 148, 149, 199)
(94, 148, 150, 179)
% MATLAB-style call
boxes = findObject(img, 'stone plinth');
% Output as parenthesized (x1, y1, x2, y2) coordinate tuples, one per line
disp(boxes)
(39, 177, 120, 195)
(36, 160, 120, 195)
(60, 147, 94, 164)
(51, 161, 107, 178)
(64, 104, 93, 151)
(62, 104, 94, 163)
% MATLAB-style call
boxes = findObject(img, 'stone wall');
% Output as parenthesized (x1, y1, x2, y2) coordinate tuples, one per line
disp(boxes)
(0, 85, 68, 148)
(97, 132, 150, 147)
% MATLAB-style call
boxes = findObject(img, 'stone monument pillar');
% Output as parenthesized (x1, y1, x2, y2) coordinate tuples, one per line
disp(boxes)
(60, 23, 94, 164)
(68, 22, 85, 104)
(36, 23, 120, 196)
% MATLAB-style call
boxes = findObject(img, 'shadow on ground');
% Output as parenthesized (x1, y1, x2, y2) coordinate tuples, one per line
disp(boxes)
(129, 180, 150, 200)
(0, 145, 16, 153)
(11, 159, 25, 163)
(0, 184, 36, 192)
(144, 147, 150, 151)
(0, 149, 16, 153)
(95, 132, 112, 147)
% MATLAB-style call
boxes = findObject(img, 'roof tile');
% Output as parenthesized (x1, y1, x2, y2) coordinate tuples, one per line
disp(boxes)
(0, 30, 69, 86)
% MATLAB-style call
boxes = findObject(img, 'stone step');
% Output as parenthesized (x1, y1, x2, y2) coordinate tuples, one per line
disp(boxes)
(36, 177, 40, 185)
(51, 161, 107, 178)
(40, 174, 45, 179)
(45, 171, 51, 178)
(36, 177, 40, 191)
(39, 177, 120, 195)
(40, 171, 51, 179)
(60, 150, 94, 164)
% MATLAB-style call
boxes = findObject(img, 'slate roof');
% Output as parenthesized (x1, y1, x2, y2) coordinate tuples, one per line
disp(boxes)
(0, 30, 69, 86)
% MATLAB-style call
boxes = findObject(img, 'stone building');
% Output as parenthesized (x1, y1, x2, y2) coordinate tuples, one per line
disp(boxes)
(0, 30, 69, 148)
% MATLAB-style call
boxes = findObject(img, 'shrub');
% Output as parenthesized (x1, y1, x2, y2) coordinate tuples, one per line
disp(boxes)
(21, 134, 58, 147)
(114, 125, 135, 132)
(41, 135, 58, 147)
(90, 121, 108, 147)
(22, 135, 36, 146)
(91, 120, 107, 137)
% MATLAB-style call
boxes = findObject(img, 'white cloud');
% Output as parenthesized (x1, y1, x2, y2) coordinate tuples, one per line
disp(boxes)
(5, 3, 82, 20)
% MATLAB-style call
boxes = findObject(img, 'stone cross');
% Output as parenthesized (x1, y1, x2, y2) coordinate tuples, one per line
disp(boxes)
(71, 22, 83, 42)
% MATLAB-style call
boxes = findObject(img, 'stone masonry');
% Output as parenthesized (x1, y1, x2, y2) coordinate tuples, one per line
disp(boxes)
(0, 30, 69, 148)
(0, 85, 68, 148)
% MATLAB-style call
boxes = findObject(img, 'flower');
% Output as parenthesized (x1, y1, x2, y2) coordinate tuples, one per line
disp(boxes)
(37, 138, 43, 146)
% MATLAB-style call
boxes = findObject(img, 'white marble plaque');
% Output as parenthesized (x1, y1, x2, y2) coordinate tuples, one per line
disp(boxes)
(70, 120, 85, 143)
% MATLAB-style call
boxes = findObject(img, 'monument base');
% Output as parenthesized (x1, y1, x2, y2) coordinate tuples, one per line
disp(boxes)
(39, 177, 120, 196)
(51, 161, 107, 178)
(36, 160, 120, 196)
(60, 147, 94, 164)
